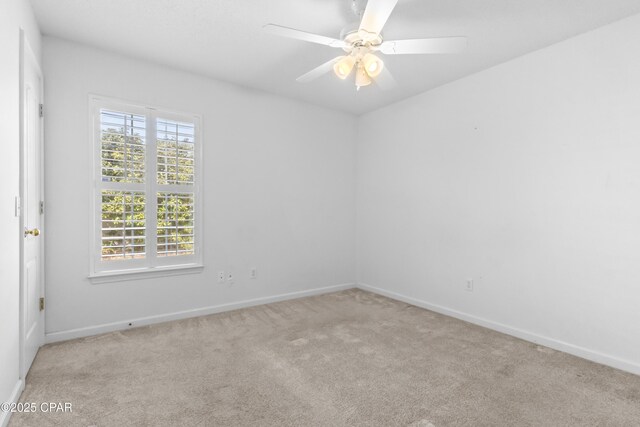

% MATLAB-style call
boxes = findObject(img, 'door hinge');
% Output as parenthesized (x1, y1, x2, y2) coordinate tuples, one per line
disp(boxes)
(40, 201, 45, 215)
(39, 103, 44, 118)
(39, 297, 45, 311)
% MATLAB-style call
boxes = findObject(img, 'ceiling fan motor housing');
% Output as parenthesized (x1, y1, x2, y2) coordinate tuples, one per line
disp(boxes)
(341, 23, 383, 52)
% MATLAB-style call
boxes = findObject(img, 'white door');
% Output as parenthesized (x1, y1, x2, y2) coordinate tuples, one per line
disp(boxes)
(21, 37, 44, 378)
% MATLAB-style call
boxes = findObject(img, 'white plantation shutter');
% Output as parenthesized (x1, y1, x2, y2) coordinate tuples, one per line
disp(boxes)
(100, 110, 146, 184)
(156, 117, 197, 258)
(91, 98, 202, 277)
(157, 192, 195, 256)
(101, 190, 146, 260)
(157, 118, 195, 185)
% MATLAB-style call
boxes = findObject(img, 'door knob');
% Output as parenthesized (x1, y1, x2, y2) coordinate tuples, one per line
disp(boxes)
(24, 228, 40, 237)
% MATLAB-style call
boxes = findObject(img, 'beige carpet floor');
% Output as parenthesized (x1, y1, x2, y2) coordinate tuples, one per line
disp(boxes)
(9, 289, 640, 426)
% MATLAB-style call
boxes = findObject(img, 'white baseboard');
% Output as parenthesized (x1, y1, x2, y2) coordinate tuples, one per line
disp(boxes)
(357, 283, 640, 377)
(46, 283, 356, 344)
(0, 379, 24, 427)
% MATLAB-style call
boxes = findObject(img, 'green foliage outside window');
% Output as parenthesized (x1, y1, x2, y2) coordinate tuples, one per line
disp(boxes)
(157, 139, 195, 185)
(101, 190, 146, 260)
(157, 192, 195, 256)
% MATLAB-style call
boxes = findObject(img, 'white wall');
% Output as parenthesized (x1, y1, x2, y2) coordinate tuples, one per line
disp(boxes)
(43, 37, 356, 337)
(0, 0, 41, 425)
(357, 14, 640, 374)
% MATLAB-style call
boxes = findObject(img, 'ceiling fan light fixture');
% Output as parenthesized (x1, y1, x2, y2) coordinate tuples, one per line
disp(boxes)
(362, 53, 384, 78)
(333, 55, 356, 79)
(355, 63, 372, 88)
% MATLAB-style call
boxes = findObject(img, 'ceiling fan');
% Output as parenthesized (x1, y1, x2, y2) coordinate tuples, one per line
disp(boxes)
(264, 0, 467, 90)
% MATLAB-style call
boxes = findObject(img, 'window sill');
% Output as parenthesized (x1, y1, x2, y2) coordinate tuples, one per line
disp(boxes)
(89, 264, 204, 284)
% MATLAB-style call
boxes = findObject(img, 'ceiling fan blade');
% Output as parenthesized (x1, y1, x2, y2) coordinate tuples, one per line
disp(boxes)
(296, 57, 343, 83)
(375, 66, 397, 91)
(379, 37, 467, 55)
(359, 0, 399, 35)
(263, 24, 346, 48)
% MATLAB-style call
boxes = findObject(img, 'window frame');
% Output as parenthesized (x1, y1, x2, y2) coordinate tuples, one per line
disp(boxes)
(89, 95, 203, 282)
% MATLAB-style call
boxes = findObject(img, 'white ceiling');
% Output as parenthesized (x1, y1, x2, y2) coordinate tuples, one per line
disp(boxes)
(30, 0, 640, 115)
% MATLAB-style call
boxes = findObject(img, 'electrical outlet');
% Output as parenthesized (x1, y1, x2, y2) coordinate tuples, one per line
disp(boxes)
(218, 271, 225, 283)
(227, 272, 234, 285)
(250, 268, 257, 279)
(465, 279, 474, 292)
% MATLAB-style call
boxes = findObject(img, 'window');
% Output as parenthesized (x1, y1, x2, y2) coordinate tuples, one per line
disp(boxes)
(90, 97, 202, 280)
